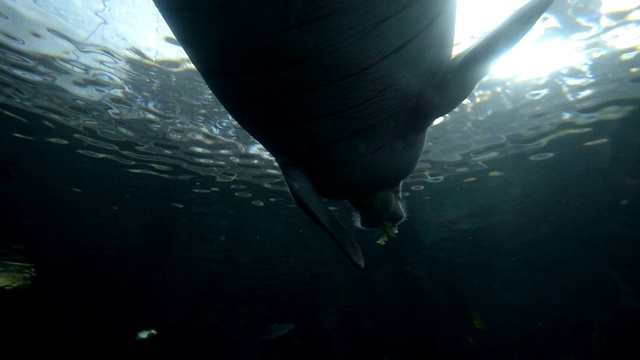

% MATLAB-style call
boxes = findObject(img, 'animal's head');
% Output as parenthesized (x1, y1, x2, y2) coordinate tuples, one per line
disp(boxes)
(348, 182, 405, 230)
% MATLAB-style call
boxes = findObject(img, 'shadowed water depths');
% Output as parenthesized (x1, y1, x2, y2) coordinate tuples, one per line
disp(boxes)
(1, 99, 639, 358)
(1, 0, 640, 358)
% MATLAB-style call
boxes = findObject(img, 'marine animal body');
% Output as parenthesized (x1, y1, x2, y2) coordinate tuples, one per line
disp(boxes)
(154, 0, 554, 268)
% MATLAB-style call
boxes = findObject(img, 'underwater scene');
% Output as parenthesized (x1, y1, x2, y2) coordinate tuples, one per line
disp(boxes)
(1, 0, 639, 358)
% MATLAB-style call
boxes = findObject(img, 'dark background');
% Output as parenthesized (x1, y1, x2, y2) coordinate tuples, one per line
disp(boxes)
(1, 100, 639, 359)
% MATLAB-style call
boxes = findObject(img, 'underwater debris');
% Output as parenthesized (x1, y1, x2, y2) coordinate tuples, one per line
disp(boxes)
(377, 222, 398, 245)
(471, 312, 488, 330)
(0, 260, 35, 289)
(262, 323, 295, 340)
(136, 328, 157, 340)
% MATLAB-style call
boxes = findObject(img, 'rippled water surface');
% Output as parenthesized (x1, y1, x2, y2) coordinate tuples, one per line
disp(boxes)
(1, 0, 638, 191)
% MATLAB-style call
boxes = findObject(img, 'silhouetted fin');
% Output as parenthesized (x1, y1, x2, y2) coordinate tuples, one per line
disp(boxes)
(279, 160, 365, 269)
(418, 0, 554, 123)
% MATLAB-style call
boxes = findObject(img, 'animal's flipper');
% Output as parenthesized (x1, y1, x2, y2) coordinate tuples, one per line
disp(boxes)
(418, 0, 554, 123)
(279, 161, 365, 269)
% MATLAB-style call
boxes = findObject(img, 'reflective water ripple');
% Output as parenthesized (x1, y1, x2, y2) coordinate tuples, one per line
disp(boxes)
(0, 0, 638, 195)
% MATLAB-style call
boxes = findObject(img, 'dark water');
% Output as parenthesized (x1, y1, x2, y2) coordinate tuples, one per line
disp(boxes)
(1, 98, 639, 358)
(2, 1, 640, 358)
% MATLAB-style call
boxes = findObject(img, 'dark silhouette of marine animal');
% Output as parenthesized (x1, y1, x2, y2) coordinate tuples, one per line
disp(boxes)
(154, 0, 554, 268)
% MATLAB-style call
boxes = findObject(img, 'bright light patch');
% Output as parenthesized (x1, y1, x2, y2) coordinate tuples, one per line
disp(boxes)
(602, 0, 640, 14)
(600, 23, 640, 49)
(491, 39, 587, 80)
(453, 0, 588, 80)
(453, 0, 640, 80)
(432, 116, 444, 126)
(454, 0, 528, 55)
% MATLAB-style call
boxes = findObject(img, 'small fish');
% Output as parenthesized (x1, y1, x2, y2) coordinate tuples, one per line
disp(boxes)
(262, 323, 295, 340)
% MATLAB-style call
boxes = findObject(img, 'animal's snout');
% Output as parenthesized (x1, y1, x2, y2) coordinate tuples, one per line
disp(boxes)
(387, 198, 405, 225)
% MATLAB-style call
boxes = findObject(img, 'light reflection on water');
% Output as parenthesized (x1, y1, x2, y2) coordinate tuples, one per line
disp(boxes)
(0, 0, 639, 194)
